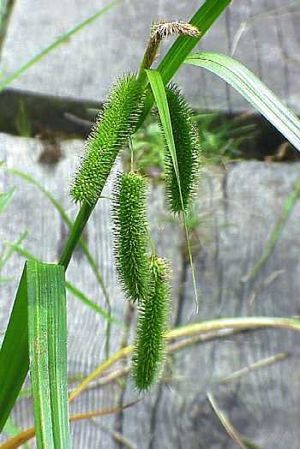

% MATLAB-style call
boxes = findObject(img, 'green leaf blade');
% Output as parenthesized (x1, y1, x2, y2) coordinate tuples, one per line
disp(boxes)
(146, 70, 181, 187)
(185, 52, 300, 151)
(146, 69, 199, 311)
(0, 266, 29, 431)
(157, 0, 232, 84)
(27, 261, 70, 449)
(0, 187, 16, 214)
(7, 240, 117, 322)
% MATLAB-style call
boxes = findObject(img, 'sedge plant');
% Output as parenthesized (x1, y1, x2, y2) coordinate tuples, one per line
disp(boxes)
(1, 0, 300, 447)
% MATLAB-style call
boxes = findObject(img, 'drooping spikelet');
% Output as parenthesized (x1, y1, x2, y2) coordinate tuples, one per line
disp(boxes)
(132, 256, 170, 391)
(113, 172, 150, 302)
(162, 84, 201, 213)
(71, 75, 144, 205)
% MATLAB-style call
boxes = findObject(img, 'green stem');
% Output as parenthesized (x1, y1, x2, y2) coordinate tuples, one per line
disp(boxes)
(58, 202, 94, 269)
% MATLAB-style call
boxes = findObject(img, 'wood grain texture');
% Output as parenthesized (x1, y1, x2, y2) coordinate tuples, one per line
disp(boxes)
(0, 133, 299, 448)
(0, 0, 300, 112)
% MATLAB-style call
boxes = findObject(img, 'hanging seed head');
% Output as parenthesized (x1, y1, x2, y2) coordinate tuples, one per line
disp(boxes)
(162, 83, 201, 213)
(112, 172, 150, 302)
(71, 75, 145, 205)
(132, 256, 170, 391)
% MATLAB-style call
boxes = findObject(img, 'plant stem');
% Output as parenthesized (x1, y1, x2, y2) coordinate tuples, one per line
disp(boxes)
(58, 202, 94, 269)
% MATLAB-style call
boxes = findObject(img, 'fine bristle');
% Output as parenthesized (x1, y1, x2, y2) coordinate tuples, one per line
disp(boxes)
(112, 172, 150, 302)
(132, 256, 170, 391)
(71, 75, 145, 205)
(163, 83, 201, 213)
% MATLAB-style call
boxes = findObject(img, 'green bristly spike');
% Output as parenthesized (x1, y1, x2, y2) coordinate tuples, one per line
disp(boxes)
(132, 256, 170, 391)
(163, 83, 201, 213)
(113, 172, 150, 302)
(71, 75, 145, 205)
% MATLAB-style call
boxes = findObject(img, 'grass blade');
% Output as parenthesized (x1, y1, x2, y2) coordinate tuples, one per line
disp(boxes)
(8, 168, 111, 307)
(0, 187, 15, 214)
(146, 70, 181, 186)
(242, 175, 300, 282)
(0, 0, 120, 92)
(0, 231, 28, 272)
(7, 241, 117, 322)
(185, 52, 300, 151)
(26, 261, 70, 449)
(0, 266, 29, 431)
(146, 69, 199, 311)
(157, 0, 231, 84)
(8, 167, 114, 356)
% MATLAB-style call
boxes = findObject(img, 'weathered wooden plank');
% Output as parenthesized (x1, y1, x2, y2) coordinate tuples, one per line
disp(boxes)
(1, 0, 300, 112)
(121, 163, 300, 449)
(0, 133, 299, 448)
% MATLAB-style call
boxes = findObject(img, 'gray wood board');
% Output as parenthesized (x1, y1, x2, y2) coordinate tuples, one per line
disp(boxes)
(1, 0, 300, 112)
(0, 132, 300, 448)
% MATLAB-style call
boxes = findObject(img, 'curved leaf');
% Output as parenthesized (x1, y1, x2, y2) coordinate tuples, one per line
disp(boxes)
(27, 261, 70, 449)
(185, 52, 300, 151)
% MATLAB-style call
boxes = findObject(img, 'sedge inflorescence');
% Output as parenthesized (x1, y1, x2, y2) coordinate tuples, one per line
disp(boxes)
(112, 173, 170, 390)
(163, 83, 201, 213)
(71, 74, 144, 205)
(132, 256, 170, 391)
(112, 172, 150, 303)
(71, 21, 201, 392)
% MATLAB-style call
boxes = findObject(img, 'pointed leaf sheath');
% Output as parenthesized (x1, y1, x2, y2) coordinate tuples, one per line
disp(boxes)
(71, 75, 144, 205)
(132, 256, 170, 390)
(164, 84, 200, 213)
(113, 172, 150, 302)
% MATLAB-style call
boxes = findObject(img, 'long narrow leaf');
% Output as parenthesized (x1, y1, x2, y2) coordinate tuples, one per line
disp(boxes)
(146, 69, 199, 312)
(185, 52, 300, 151)
(27, 261, 70, 449)
(242, 175, 300, 282)
(0, 231, 28, 272)
(146, 70, 181, 185)
(0, 0, 120, 92)
(8, 165, 111, 307)
(0, 267, 29, 431)
(158, 0, 231, 83)
(0, 188, 15, 214)
(7, 241, 117, 322)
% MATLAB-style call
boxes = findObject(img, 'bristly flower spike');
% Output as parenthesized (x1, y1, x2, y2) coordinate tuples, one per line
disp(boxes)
(132, 256, 170, 391)
(71, 75, 145, 205)
(112, 172, 150, 302)
(163, 83, 201, 213)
